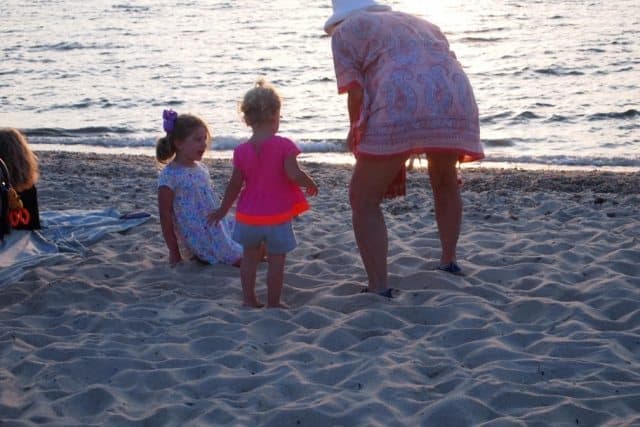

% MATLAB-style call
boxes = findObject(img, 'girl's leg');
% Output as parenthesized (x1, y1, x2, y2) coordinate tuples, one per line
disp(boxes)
(266, 253, 288, 308)
(240, 246, 263, 307)
(426, 153, 462, 265)
(349, 154, 408, 292)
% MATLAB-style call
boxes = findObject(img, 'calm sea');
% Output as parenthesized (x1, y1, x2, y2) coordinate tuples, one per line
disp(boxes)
(2, 0, 639, 170)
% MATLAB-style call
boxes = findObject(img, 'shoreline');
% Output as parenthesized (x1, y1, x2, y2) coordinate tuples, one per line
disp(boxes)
(35, 150, 640, 199)
(32, 143, 640, 173)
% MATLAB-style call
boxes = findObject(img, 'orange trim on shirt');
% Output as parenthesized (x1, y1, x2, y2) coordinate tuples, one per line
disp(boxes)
(236, 201, 310, 225)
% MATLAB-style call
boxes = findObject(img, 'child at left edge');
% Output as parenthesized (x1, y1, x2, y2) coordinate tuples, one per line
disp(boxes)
(0, 128, 42, 234)
(156, 110, 243, 267)
(209, 79, 318, 309)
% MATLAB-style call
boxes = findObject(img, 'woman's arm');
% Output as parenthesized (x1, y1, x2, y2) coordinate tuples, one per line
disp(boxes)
(158, 185, 181, 266)
(347, 84, 364, 125)
(347, 85, 364, 152)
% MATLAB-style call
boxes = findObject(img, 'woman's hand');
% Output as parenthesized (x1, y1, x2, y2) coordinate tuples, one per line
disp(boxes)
(347, 85, 364, 153)
(346, 126, 358, 153)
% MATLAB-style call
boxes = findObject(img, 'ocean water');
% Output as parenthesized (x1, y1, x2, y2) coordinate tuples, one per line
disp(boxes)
(1, 0, 639, 170)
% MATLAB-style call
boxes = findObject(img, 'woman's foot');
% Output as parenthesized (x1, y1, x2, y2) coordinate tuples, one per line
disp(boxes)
(437, 261, 464, 275)
(360, 287, 396, 298)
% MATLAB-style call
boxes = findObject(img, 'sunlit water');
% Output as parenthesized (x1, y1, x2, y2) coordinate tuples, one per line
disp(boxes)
(1, 0, 639, 170)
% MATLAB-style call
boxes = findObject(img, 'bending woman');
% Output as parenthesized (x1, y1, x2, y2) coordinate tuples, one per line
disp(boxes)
(325, 0, 484, 295)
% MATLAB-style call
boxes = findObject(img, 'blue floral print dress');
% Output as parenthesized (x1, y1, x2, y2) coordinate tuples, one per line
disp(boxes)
(158, 162, 242, 265)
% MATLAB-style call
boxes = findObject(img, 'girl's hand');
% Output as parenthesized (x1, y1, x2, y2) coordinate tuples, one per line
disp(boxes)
(306, 182, 319, 197)
(207, 209, 224, 226)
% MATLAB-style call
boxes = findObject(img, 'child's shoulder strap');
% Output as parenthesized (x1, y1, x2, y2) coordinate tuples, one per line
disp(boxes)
(0, 157, 11, 238)
(0, 157, 11, 187)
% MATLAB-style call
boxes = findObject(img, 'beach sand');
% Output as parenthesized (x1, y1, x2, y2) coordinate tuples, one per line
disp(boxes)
(1, 151, 639, 426)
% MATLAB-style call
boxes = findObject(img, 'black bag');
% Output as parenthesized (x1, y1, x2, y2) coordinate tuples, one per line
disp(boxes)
(0, 158, 11, 239)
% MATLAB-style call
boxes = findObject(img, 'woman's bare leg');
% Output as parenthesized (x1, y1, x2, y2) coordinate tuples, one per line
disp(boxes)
(427, 153, 462, 265)
(349, 154, 408, 292)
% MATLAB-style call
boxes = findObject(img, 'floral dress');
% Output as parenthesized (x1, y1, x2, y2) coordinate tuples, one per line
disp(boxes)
(158, 162, 242, 265)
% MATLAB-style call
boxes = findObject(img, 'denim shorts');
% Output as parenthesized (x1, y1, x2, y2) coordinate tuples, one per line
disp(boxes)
(233, 221, 297, 254)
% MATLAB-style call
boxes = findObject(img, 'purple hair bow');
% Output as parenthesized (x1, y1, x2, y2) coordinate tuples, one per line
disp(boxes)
(162, 109, 178, 133)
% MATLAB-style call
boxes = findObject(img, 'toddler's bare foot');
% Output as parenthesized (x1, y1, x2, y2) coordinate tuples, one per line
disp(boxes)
(266, 302, 289, 309)
(242, 299, 264, 308)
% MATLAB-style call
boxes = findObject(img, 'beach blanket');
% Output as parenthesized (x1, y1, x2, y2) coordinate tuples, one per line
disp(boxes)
(0, 208, 150, 286)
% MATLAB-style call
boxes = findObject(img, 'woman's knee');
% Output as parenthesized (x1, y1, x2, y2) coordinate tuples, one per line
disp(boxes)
(428, 154, 459, 190)
(349, 155, 406, 212)
(349, 185, 381, 214)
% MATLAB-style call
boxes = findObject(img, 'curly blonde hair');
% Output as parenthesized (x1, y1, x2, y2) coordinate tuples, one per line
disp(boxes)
(155, 113, 211, 164)
(0, 128, 40, 192)
(240, 78, 282, 127)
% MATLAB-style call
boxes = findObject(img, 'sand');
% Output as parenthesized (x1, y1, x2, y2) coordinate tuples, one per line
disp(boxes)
(1, 151, 639, 426)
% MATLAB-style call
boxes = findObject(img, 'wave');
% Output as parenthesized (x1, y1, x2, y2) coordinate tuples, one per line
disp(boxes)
(482, 108, 634, 125)
(457, 37, 504, 43)
(25, 127, 135, 137)
(481, 138, 545, 148)
(580, 48, 606, 53)
(25, 131, 347, 153)
(481, 111, 545, 124)
(31, 42, 85, 51)
(482, 154, 640, 168)
(481, 112, 513, 124)
(30, 42, 124, 52)
(214, 135, 346, 153)
(28, 140, 640, 170)
(27, 129, 640, 169)
(588, 109, 639, 121)
(545, 114, 572, 123)
(512, 111, 541, 122)
(466, 27, 508, 34)
(24, 128, 640, 170)
(534, 67, 585, 76)
(111, 4, 150, 12)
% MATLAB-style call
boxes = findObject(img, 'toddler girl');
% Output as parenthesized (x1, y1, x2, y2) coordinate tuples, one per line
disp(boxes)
(209, 79, 318, 308)
(156, 110, 242, 267)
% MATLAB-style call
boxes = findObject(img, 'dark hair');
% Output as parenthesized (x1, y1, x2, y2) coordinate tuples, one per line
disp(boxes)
(0, 128, 40, 192)
(155, 114, 211, 164)
(240, 78, 282, 127)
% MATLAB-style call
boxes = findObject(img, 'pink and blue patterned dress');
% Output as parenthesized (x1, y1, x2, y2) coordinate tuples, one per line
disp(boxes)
(331, 11, 484, 162)
(158, 162, 242, 265)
